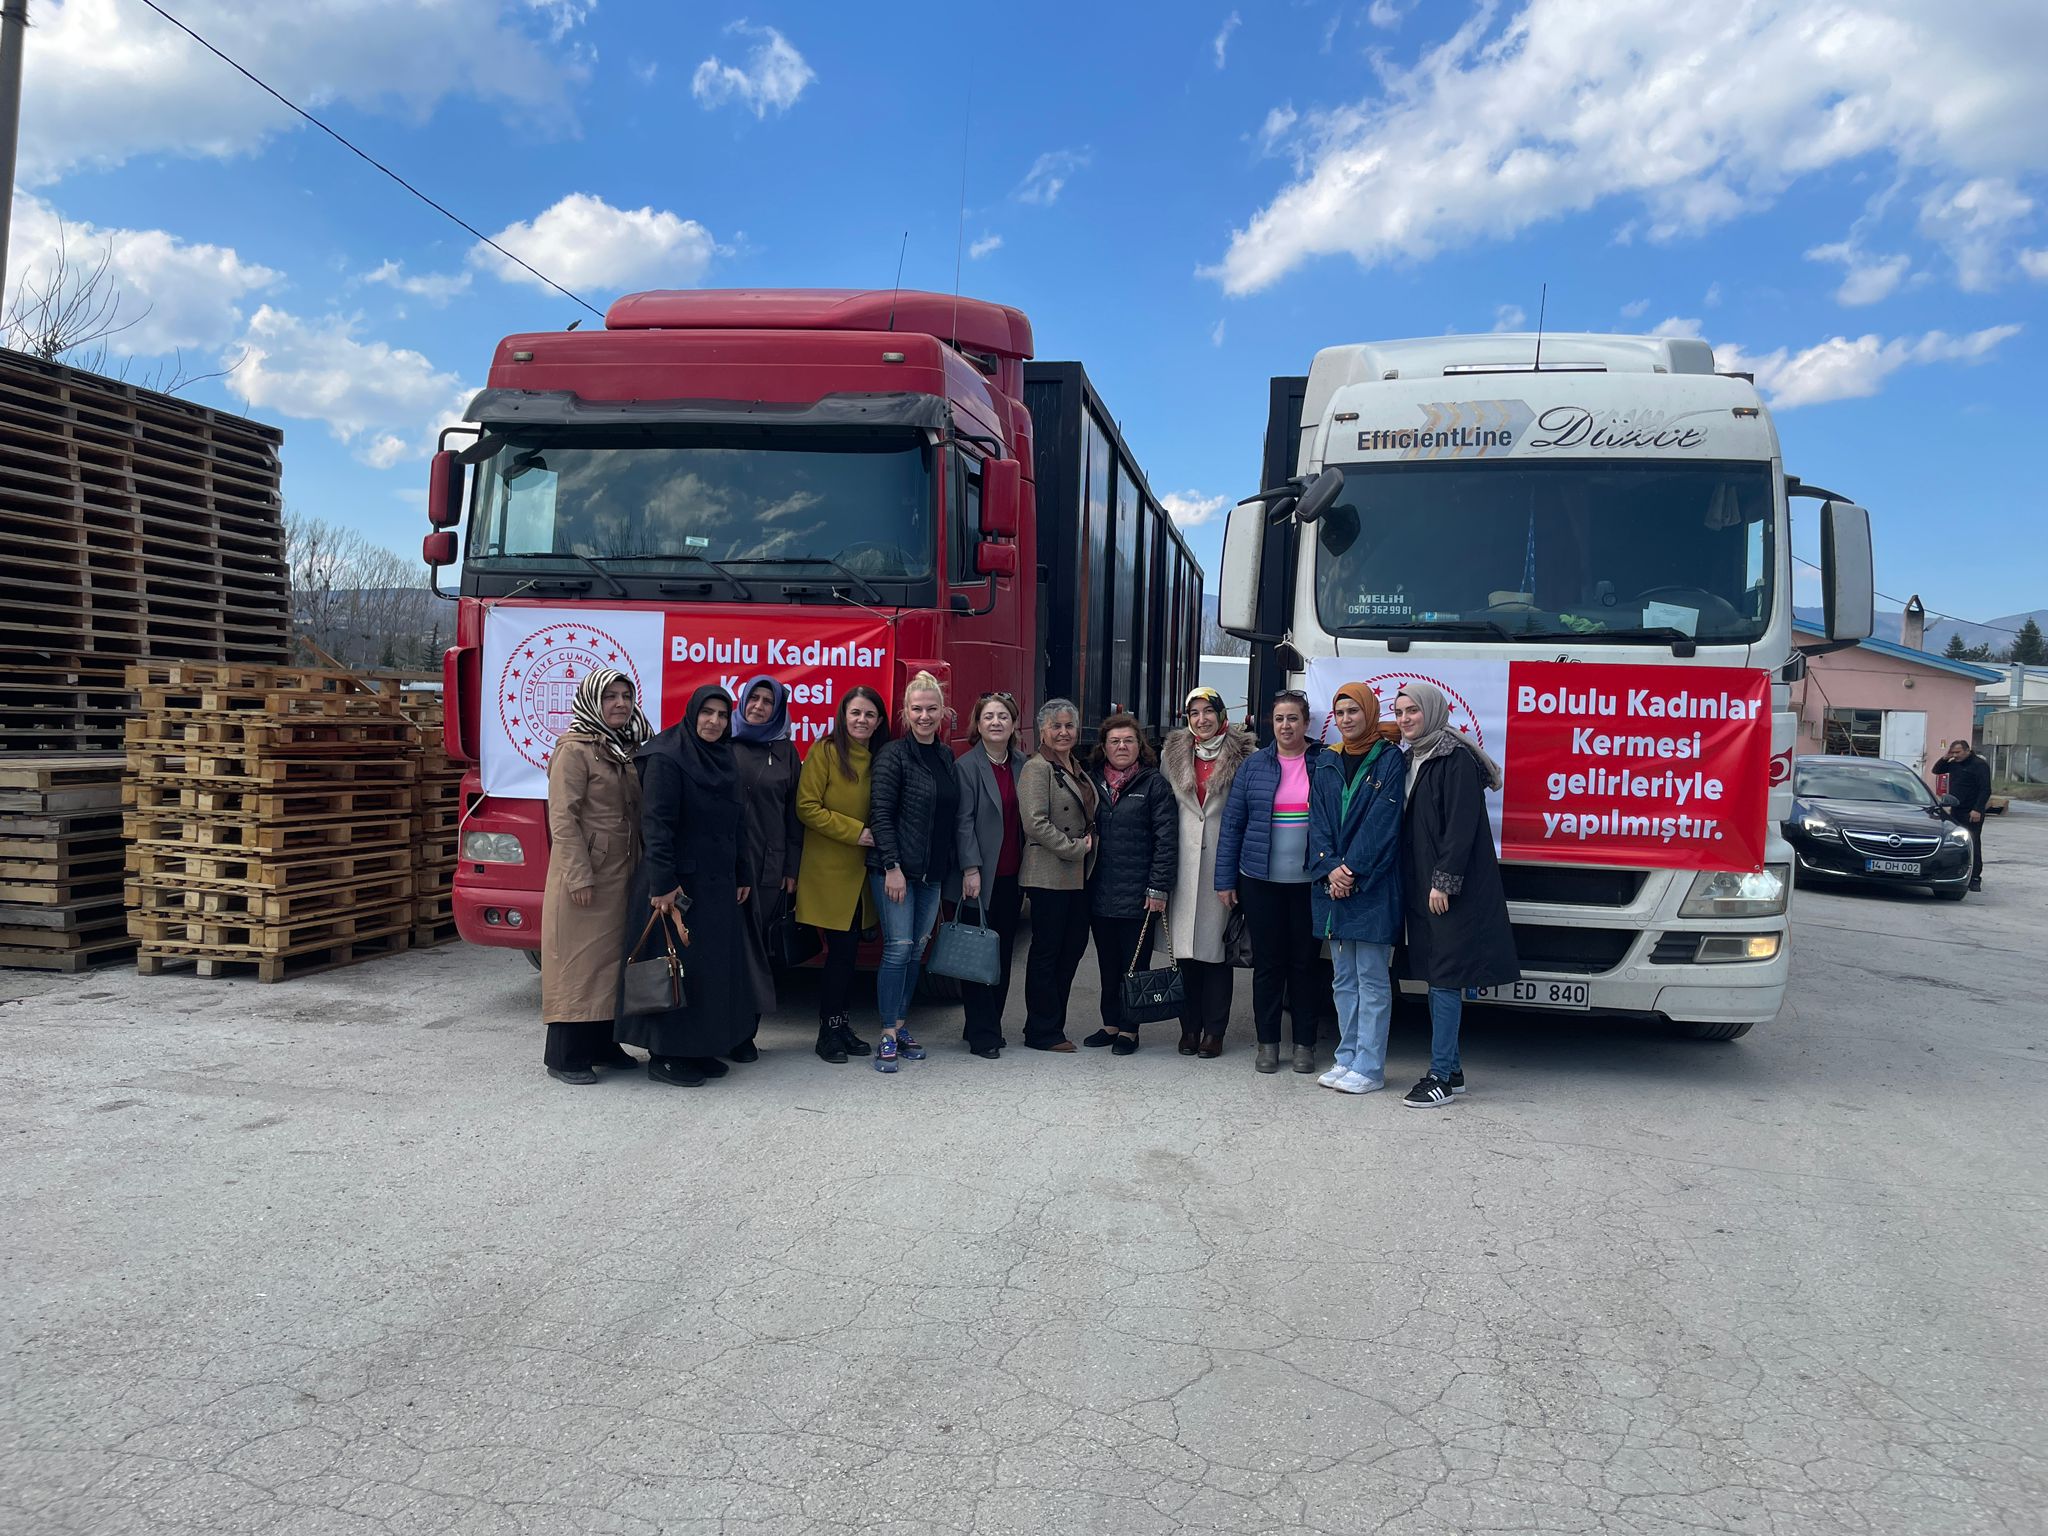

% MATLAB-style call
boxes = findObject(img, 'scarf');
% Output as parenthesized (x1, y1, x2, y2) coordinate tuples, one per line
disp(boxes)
(1399, 679, 1504, 792)
(646, 684, 738, 803)
(1103, 761, 1139, 801)
(1332, 681, 1388, 757)
(567, 667, 650, 767)
(732, 674, 790, 743)
(1185, 687, 1230, 761)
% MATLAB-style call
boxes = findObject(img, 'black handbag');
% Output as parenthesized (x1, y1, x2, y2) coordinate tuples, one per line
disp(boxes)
(1222, 905, 1255, 969)
(1120, 910, 1185, 1024)
(927, 894, 1002, 986)
(771, 895, 823, 968)
(620, 908, 689, 1016)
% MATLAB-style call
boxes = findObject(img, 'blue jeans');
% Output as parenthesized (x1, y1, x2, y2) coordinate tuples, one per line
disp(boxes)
(1329, 940, 1393, 1084)
(1428, 987, 1464, 1081)
(872, 873, 943, 1031)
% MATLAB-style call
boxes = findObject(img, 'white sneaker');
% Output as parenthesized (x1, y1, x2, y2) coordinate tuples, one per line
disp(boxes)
(1318, 1066, 1348, 1088)
(1333, 1071, 1383, 1095)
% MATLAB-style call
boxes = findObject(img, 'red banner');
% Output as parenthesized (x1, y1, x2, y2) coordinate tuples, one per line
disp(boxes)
(1500, 661, 1772, 872)
(661, 612, 894, 754)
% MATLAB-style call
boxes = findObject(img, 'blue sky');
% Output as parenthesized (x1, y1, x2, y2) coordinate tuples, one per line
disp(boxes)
(14, 1, 2048, 624)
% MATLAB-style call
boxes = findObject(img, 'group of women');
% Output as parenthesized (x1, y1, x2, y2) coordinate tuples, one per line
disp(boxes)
(539, 668, 1517, 1107)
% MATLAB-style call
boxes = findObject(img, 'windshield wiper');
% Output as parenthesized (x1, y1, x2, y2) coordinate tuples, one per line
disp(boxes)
(477, 550, 626, 598)
(1564, 626, 1705, 653)
(722, 556, 885, 606)
(1331, 619, 1517, 642)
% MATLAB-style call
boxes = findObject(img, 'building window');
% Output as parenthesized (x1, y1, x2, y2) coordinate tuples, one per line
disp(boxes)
(1823, 708, 1883, 756)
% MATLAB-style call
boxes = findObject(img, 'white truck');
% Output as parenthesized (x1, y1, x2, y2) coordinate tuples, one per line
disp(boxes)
(1218, 332, 1875, 1039)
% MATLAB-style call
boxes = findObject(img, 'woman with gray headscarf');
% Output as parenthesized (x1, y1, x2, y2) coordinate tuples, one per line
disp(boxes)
(1390, 681, 1519, 1109)
(729, 675, 802, 1060)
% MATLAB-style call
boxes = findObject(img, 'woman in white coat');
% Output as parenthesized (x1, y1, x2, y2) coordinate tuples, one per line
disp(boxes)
(1160, 687, 1256, 1058)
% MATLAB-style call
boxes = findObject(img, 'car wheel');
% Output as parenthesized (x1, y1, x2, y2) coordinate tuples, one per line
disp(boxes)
(1682, 1018, 1754, 1041)
(524, 949, 543, 971)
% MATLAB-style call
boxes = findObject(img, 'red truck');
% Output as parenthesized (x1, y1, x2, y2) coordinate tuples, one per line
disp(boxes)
(421, 288, 1202, 951)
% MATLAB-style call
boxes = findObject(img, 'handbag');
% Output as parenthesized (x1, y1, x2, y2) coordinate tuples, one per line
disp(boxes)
(620, 908, 689, 1016)
(1222, 905, 1255, 969)
(927, 894, 1002, 986)
(1120, 910, 1186, 1024)
(774, 907, 823, 968)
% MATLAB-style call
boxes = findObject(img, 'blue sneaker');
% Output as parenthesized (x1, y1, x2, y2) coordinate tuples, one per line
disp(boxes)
(895, 1027, 927, 1061)
(874, 1034, 899, 1073)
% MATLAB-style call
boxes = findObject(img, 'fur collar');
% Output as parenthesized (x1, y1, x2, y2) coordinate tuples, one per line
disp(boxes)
(1162, 726, 1255, 811)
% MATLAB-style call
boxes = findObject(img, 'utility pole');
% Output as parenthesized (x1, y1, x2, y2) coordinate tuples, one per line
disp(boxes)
(0, 0, 26, 285)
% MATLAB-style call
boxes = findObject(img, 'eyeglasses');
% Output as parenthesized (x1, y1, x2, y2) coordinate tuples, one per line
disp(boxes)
(1272, 689, 1310, 706)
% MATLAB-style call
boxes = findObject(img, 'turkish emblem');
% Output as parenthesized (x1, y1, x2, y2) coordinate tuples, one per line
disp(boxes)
(497, 624, 642, 771)
(1360, 669, 1489, 752)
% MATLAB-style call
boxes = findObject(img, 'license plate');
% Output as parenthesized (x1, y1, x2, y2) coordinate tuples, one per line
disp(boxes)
(1864, 858, 1922, 875)
(1471, 980, 1591, 1010)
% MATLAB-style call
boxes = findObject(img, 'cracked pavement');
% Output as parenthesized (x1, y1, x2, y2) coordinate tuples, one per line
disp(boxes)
(4, 810, 2043, 1535)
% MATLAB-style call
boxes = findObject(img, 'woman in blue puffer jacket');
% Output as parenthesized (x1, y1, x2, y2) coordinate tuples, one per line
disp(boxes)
(1306, 681, 1405, 1095)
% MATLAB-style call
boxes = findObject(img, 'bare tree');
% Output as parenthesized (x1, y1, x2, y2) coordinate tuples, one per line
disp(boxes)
(3, 220, 150, 363)
(286, 511, 444, 671)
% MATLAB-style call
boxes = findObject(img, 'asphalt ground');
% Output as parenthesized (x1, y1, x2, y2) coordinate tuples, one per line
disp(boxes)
(4, 810, 2043, 1535)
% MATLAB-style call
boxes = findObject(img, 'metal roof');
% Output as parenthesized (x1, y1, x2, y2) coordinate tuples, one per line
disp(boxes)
(1793, 621, 2004, 682)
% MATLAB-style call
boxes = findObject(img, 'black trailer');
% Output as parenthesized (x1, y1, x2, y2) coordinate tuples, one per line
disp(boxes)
(1241, 374, 1310, 737)
(1023, 362, 1204, 742)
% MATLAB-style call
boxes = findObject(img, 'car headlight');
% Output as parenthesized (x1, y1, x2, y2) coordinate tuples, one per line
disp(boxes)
(461, 830, 525, 864)
(1680, 865, 1789, 918)
(1795, 812, 1841, 841)
(1943, 824, 1973, 845)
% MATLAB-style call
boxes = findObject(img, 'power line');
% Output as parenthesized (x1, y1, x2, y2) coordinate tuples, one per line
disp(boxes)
(131, 0, 602, 319)
(1791, 554, 2025, 638)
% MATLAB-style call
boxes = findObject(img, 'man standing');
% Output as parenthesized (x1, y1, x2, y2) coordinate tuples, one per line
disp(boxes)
(1937, 738, 1992, 892)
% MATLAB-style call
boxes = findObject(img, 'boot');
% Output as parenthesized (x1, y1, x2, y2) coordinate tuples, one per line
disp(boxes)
(1292, 1044, 1317, 1074)
(815, 1023, 848, 1064)
(1255, 1042, 1280, 1074)
(832, 1017, 873, 1057)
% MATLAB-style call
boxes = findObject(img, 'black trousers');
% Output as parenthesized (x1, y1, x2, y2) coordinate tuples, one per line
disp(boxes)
(1239, 875, 1329, 1046)
(1091, 912, 1155, 1034)
(1022, 886, 1092, 1047)
(544, 1020, 614, 1070)
(961, 873, 1023, 1049)
(1178, 958, 1233, 1041)
(818, 913, 861, 1024)
(1969, 813, 1987, 882)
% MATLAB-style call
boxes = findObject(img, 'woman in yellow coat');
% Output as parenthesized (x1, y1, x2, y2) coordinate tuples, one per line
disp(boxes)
(795, 685, 888, 1064)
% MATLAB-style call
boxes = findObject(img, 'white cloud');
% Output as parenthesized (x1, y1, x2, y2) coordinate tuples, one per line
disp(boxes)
(1804, 241, 1911, 306)
(1620, 297, 1649, 317)
(691, 23, 814, 118)
(1016, 149, 1090, 206)
(1257, 104, 1298, 155)
(1163, 490, 1230, 529)
(5, 193, 279, 357)
(1368, 0, 1414, 28)
(1210, 318, 1227, 347)
(361, 260, 473, 305)
(1208, 0, 2048, 295)
(2021, 248, 2048, 280)
(22, 0, 588, 184)
(1492, 304, 1526, 331)
(630, 58, 660, 85)
(968, 234, 1002, 260)
(1214, 11, 1240, 69)
(472, 193, 718, 296)
(226, 305, 472, 466)
(1702, 282, 1722, 308)
(1660, 320, 2021, 408)
(1918, 177, 2035, 291)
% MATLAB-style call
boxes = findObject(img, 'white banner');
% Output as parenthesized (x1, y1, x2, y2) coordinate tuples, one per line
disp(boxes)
(481, 606, 668, 798)
(1303, 658, 1508, 850)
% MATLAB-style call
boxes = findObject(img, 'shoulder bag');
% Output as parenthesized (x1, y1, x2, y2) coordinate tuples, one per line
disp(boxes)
(1120, 909, 1185, 1024)
(620, 908, 690, 1016)
(927, 894, 1002, 987)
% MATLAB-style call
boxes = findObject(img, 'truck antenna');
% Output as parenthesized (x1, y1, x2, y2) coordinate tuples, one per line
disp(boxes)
(888, 231, 909, 332)
(950, 101, 971, 349)
(1533, 282, 1548, 371)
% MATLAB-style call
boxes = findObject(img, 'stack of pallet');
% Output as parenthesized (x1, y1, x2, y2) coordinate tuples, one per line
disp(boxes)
(0, 754, 132, 972)
(397, 690, 463, 947)
(123, 664, 418, 981)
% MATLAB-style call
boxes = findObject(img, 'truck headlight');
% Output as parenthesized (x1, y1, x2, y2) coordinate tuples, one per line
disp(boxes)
(462, 830, 525, 864)
(1680, 865, 1788, 918)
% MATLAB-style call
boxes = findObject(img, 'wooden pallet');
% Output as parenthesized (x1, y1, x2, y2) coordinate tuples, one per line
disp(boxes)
(125, 750, 418, 785)
(125, 843, 414, 890)
(136, 926, 410, 982)
(125, 780, 416, 820)
(124, 714, 416, 753)
(0, 754, 129, 791)
(0, 935, 136, 972)
(128, 897, 413, 950)
(130, 872, 414, 925)
(412, 916, 461, 948)
(0, 872, 125, 906)
(122, 811, 412, 854)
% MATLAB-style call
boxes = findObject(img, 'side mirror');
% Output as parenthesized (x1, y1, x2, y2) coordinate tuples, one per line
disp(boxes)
(1218, 500, 1266, 638)
(981, 457, 1021, 538)
(1820, 500, 1874, 641)
(423, 529, 457, 568)
(1293, 466, 1346, 525)
(427, 450, 465, 529)
(975, 542, 1018, 579)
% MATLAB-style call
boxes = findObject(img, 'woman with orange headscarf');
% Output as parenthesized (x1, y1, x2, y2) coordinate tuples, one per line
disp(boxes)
(1306, 681, 1406, 1094)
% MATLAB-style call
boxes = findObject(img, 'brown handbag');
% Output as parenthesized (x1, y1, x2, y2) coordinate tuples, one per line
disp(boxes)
(620, 908, 690, 1016)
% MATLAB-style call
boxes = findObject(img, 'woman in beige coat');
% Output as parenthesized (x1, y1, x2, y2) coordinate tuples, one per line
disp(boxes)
(1018, 697, 1096, 1052)
(541, 668, 648, 1084)
(1161, 688, 1256, 1059)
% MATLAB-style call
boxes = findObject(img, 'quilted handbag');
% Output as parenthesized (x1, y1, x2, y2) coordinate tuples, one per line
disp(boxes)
(926, 894, 1002, 987)
(1120, 910, 1185, 1024)
(620, 908, 689, 1016)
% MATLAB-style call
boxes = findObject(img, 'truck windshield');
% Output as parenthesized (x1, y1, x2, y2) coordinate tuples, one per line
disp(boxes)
(468, 427, 935, 581)
(1312, 459, 1774, 644)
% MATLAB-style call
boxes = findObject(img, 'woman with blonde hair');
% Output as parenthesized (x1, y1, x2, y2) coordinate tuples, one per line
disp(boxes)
(1017, 697, 1095, 1051)
(863, 670, 960, 1073)
(540, 668, 648, 1084)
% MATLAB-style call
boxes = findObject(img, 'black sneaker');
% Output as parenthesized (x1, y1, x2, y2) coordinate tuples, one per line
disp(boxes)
(647, 1058, 706, 1088)
(1082, 1030, 1117, 1048)
(1110, 1034, 1139, 1056)
(1403, 1075, 1456, 1109)
(546, 1066, 598, 1086)
(1448, 1070, 1466, 1095)
(831, 1017, 873, 1057)
(816, 1025, 848, 1064)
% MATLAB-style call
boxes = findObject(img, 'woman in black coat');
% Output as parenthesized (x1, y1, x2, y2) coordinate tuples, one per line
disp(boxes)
(618, 685, 756, 1088)
(730, 674, 801, 1060)
(1085, 712, 1177, 1056)
(1391, 681, 1519, 1109)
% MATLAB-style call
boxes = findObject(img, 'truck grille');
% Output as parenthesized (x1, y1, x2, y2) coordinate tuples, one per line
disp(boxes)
(1841, 828, 1941, 859)
(1510, 924, 1635, 975)
(1501, 864, 1647, 907)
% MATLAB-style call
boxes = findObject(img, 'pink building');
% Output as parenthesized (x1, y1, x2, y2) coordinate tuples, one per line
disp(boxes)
(1791, 621, 2001, 779)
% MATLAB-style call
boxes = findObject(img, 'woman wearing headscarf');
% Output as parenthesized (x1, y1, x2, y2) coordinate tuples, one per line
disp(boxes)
(1307, 681, 1406, 1094)
(540, 668, 648, 1084)
(1161, 687, 1255, 1059)
(795, 686, 887, 1064)
(729, 674, 802, 1060)
(1392, 681, 1518, 1109)
(618, 685, 755, 1088)
(1018, 697, 1095, 1052)
(950, 690, 1028, 1059)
